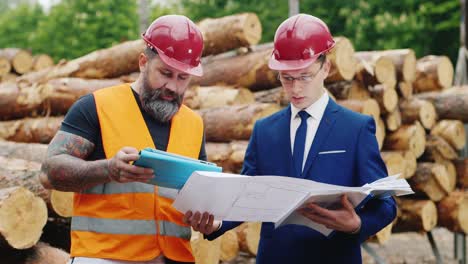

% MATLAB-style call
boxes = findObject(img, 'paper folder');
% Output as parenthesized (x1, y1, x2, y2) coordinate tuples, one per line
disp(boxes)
(133, 148, 222, 189)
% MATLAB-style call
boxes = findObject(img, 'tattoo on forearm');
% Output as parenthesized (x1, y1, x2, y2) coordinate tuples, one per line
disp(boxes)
(41, 131, 110, 192)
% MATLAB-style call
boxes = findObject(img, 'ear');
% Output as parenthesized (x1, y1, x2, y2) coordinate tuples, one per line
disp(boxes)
(322, 59, 331, 76)
(139, 53, 148, 72)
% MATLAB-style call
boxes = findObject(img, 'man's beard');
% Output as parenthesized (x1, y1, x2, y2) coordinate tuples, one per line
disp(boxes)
(140, 73, 184, 123)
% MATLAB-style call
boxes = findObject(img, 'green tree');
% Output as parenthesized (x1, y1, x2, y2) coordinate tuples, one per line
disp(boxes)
(33, 0, 139, 61)
(0, 4, 45, 50)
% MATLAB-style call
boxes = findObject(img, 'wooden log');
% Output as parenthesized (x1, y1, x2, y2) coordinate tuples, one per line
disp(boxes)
(32, 54, 54, 72)
(385, 108, 402, 132)
(375, 49, 416, 82)
(438, 160, 457, 193)
(40, 77, 124, 115)
(376, 118, 386, 150)
(393, 199, 437, 232)
(420, 135, 458, 162)
(336, 99, 380, 121)
(254, 87, 289, 106)
(0, 56, 11, 76)
(0, 141, 47, 163)
(190, 231, 221, 264)
(401, 151, 417, 179)
(437, 191, 468, 234)
(454, 159, 468, 189)
(0, 187, 47, 249)
(430, 120, 466, 151)
(413, 55, 453, 93)
(199, 103, 280, 142)
(192, 47, 280, 91)
(219, 230, 239, 262)
(381, 152, 405, 177)
(0, 156, 73, 217)
(354, 51, 396, 88)
(325, 81, 352, 100)
(369, 84, 398, 114)
(383, 121, 426, 158)
(325, 37, 356, 82)
(18, 39, 145, 84)
(197, 86, 255, 109)
(0, 48, 33, 74)
(237, 222, 261, 256)
(397, 81, 413, 99)
(409, 163, 450, 201)
(399, 98, 437, 129)
(206, 141, 248, 173)
(415, 87, 468, 122)
(0, 116, 63, 144)
(1, 73, 18, 83)
(0, 82, 48, 120)
(198, 13, 262, 56)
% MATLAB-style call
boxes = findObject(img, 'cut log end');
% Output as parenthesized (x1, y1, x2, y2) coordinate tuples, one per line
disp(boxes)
(431, 120, 466, 151)
(0, 57, 11, 76)
(32, 55, 54, 72)
(437, 192, 468, 233)
(50, 190, 74, 218)
(219, 230, 239, 262)
(438, 56, 454, 89)
(394, 199, 437, 232)
(326, 37, 356, 82)
(0, 187, 47, 249)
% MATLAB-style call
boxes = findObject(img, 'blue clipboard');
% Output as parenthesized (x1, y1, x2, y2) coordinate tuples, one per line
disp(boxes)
(133, 148, 222, 189)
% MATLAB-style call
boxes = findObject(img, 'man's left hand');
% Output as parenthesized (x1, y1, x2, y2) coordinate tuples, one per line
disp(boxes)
(298, 194, 361, 234)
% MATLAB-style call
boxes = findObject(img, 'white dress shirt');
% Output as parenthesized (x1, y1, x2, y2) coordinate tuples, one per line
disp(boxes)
(290, 91, 329, 171)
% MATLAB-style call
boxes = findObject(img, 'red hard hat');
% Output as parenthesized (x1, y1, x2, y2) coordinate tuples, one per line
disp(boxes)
(142, 15, 204, 76)
(268, 14, 335, 71)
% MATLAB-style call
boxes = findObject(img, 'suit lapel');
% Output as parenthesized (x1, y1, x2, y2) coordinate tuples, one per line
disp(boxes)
(302, 99, 341, 178)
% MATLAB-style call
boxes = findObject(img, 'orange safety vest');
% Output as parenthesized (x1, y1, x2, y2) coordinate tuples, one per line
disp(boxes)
(70, 84, 203, 262)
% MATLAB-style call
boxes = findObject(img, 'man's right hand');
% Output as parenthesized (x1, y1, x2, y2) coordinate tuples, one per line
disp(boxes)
(107, 147, 154, 183)
(183, 211, 221, 235)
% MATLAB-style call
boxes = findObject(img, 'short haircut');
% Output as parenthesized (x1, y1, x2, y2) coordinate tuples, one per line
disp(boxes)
(144, 46, 158, 61)
(317, 54, 326, 68)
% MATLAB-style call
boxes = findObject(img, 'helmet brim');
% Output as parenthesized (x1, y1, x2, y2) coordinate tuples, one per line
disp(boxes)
(268, 53, 319, 71)
(151, 45, 203, 77)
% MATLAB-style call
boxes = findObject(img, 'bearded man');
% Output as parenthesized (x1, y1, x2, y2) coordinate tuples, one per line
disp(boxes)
(40, 15, 205, 264)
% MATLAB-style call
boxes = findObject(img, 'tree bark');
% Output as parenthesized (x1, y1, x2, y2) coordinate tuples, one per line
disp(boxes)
(420, 135, 458, 162)
(393, 199, 437, 232)
(437, 191, 468, 234)
(197, 86, 255, 109)
(413, 55, 454, 93)
(206, 141, 248, 173)
(199, 103, 280, 142)
(430, 120, 466, 151)
(254, 87, 289, 106)
(454, 159, 468, 189)
(354, 51, 396, 88)
(0, 187, 47, 249)
(1, 73, 18, 83)
(198, 13, 262, 56)
(0, 116, 63, 144)
(399, 98, 437, 129)
(336, 99, 380, 121)
(0, 82, 48, 120)
(0, 48, 33, 74)
(192, 46, 280, 91)
(381, 152, 405, 178)
(1, 242, 69, 264)
(325, 37, 357, 82)
(409, 163, 450, 202)
(0, 141, 47, 163)
(383, 121, 426, 158)
(415, 87, 468, 122)
(18, 39, 145, 85)
(40, 77, 124, 115)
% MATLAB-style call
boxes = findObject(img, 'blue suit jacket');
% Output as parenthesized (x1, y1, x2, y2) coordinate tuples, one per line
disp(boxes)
(207, 99, 397, 264)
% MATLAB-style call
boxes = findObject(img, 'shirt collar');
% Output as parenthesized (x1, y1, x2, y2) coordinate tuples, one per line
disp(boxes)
(291, 91, 329, 121)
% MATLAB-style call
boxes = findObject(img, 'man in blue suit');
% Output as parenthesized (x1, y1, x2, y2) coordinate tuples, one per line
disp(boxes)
(184, 14, 397, 264)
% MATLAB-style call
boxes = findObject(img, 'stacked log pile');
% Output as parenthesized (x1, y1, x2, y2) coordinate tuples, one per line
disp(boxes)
(0, 48, 54, 83)
(0, 12, 467, 264)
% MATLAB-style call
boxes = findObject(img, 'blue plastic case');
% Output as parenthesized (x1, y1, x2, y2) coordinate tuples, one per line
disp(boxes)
(133, 148, 222, 189)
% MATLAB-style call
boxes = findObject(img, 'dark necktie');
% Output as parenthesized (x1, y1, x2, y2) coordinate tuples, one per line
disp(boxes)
(293, 110, 310, 177)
